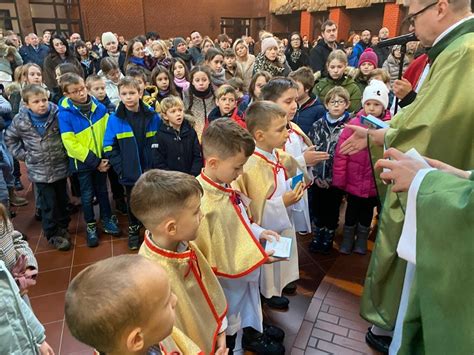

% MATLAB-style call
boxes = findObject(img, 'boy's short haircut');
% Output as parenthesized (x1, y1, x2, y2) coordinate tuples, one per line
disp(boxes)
(288, 67, 315, 91)
(85, 74, 105, 88)
(131, 169, 203, 229)
(324, 86, 350, 105)
(59, 72, 84, 93)
(125, 66, 147, 83)
(223, 48, 236, 58)
(227, 77, 244, 92)
(261, 77, 298, 102)
(215, 84, 237, 100)
(118, 77, 141, 92)
(368, 69, 390, 84)
(202, 118, 255, 160)
(160, 95, 184, 114)
(245, 101, 286, 135)
(21, 84, 49, 103)
(65, 255, 155, 353)
(327, 49, 348, 66)
(217, 33, 230, 44)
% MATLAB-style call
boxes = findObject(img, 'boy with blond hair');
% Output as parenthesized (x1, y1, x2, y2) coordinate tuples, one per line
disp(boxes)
(233, 101, 308, 310)
(132, 170, 228, 355)
(196, 119, 285, 354)
(65, 254, 203, 354)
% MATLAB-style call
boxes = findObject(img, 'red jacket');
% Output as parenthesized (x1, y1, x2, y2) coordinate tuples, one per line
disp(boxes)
(332, 109, 391, 198)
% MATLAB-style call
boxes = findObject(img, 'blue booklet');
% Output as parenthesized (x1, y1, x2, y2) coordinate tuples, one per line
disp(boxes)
(361, 114, 389, 129)
(291, 173, 304, 189)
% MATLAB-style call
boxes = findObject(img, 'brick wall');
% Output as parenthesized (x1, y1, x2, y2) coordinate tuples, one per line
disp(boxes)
(329, 7, 351, 41)
(80, 0, 269, 41)
(382, 3, 404, 36)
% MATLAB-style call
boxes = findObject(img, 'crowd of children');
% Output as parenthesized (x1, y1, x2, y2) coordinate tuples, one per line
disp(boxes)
(1, 28, 401, 354)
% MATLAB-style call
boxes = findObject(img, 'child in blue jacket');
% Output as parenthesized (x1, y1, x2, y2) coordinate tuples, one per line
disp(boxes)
(103, 77, 161, 250)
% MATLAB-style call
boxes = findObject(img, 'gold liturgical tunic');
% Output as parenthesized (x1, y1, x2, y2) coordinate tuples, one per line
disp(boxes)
(139, 235, 227, 355)
(195, 172, 268, 278)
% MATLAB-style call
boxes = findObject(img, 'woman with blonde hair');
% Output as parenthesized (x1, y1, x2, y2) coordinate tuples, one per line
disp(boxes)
(233, 38, 255, 91)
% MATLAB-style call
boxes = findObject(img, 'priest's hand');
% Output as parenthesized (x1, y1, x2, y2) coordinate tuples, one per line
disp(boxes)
(215, 332, 228, 355)
(393, 78, 413, 99)
(283, 182, 304, 207)
(376, 148, 428, 192)
(303, 146, 330, 166)
(340, 126, 388, 155)
(424, 157, 471, 180)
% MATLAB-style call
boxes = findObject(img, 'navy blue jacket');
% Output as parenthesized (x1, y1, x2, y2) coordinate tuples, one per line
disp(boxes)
(155, 120, 203, 176)
(103, 101, 161, 185)
(293, 95, 325, 135)
(19, 44, 50, 67)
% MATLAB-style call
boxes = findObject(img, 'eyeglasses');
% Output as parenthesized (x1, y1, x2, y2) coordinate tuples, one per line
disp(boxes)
(291, 38, 301, 42)
(68, 87, 87, 96)
(329, 99, 346, 106)
(403, 1, 438, 27)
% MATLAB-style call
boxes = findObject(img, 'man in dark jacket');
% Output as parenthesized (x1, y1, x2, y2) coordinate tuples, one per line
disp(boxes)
(349, 29, 372, 67)
(374, 27, 391, 67)
(189, 31, 204, 64)
(19, 33, 50, 68)
(309, 20, 344, 77)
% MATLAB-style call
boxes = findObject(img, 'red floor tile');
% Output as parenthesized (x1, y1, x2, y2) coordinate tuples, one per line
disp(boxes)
(72, 240, 112, 266)
(30, 291, 66, 324)
(112, 238, 139, 256)
(70, 263, 93, 282)
(28, 267, 71, 298)
(35, 249, 74, 272)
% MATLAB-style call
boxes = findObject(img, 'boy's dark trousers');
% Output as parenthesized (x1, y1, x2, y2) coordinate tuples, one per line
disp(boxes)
(344, 194, 378, 228)
(125, 185, 140, 227)
(76, 170, 112, 223)
(107, 168, 125, 201)
(35, 178, 70, 239)
(312, 185, 344, 230)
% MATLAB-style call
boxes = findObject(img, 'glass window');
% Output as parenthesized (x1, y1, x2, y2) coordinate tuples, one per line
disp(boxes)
(31, 3, 55, 17)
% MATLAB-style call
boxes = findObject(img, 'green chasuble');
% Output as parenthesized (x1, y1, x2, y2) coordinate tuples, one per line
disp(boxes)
(395, 170, 474, 355)
(361, 18, 474, 330)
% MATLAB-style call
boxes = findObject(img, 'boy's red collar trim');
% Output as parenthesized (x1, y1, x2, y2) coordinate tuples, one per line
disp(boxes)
(144, 232, 191, 259)
(199, 172, 233, 194)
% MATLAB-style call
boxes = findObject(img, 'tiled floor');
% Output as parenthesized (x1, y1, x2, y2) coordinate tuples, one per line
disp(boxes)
(12, 173, 377, 354)
(12, 179, 137, 355)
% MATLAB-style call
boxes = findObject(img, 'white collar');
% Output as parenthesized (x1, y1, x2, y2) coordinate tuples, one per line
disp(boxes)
(254, 146, 277, 162)
(432, 14, 474, 46)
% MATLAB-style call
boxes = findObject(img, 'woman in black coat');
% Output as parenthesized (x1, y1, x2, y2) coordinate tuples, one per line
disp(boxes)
(43, 35, 84, 89)
(285, 32, 309, 71)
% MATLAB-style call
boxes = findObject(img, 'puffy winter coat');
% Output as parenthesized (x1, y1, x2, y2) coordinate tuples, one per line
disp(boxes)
(332, 109, 391, 197)
(382, 54, 410, 86)
(5, 104, 69, 183)
(293, 95, 325, 135)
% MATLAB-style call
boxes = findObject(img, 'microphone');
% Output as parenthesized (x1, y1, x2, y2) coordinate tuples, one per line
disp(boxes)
(376, 33, 418, 48)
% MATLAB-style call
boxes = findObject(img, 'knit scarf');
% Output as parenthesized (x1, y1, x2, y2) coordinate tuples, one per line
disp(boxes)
(191, 84, 212, 99)
(28, 105, 51, 136)
(176, 50, 192, 62)
(290, 49, 302, 64)
(210, 68, 226, 87)
(157, 57, 172, 69)
(107, 51, 120, 66)
(254, 53, 285, 77)
(129, 56, 145, 67)
(174, 77, 190, 92)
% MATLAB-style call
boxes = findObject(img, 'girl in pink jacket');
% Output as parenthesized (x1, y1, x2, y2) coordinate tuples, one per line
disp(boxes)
(332, 80, 391, 255)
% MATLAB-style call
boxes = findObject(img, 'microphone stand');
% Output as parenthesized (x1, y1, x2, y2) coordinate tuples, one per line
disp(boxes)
(394, 43, 407, 115)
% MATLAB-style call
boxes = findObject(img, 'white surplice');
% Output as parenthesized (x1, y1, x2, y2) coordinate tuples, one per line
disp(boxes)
(284, 130, 312, 233)
(255, 147, 299, 298)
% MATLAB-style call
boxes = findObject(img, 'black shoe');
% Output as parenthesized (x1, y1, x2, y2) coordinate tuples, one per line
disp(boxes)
(282, 281, 297, 295)
(242, 333, 285, 355)
(115, 198, 128, 215)
(128, 224, 141, 250)
(261, 295, 289, 310)
(309, 227, 325, 253)
(14, 178, 24, 191)
(365, 328, 390, 354)
(34, 208, 42, 221)
(321, 229, 335, 255)
(263, 324, 285, 343)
